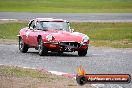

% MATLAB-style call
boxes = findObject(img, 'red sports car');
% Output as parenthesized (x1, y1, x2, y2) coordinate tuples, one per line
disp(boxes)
(18, 18, 89, 56)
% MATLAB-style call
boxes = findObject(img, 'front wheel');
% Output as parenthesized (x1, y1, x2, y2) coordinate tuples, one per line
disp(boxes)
(38, 38, 48, 56)
(19, 38, 28, 53)
(78, 49, 87, 56)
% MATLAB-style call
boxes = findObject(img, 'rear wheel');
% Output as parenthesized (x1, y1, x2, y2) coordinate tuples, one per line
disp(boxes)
(38, 38, 48, 56)
(19, 38, 28, 53)
(78, 49, 87, 56)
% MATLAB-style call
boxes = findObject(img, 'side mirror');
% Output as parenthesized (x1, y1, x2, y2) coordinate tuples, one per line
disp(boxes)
(30, 25, 36, 31)
(70, 29, 74, 32)
(30, 27, 33, 30)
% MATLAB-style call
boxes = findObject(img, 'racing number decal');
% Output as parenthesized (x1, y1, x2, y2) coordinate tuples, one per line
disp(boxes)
(26, 31, 30, 39)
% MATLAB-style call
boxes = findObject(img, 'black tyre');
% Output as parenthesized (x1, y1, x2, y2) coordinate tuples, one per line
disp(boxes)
(38, 38, 48, 56)
(19, 38, 28, 53)
(76, 76, 87, 85)
(78, 49, 87, 56)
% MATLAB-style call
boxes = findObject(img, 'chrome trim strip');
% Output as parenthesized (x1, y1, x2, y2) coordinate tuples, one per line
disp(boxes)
(43, 42, 59, 44)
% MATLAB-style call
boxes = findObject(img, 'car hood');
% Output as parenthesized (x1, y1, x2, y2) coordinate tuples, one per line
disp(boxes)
(45, 30, 87, 42)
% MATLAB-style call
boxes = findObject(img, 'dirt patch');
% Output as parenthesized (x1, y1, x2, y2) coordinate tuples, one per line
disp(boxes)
(38, 75, 92, 88)
(0, 76, 40, 88)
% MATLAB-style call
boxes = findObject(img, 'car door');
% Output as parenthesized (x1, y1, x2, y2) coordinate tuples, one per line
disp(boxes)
(27, 20, 38, 47)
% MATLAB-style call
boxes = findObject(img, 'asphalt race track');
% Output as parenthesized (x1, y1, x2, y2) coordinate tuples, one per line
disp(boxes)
(0, 12, 132, 22)
(0, 12, 132, 87)
(0, 44, 132, 88)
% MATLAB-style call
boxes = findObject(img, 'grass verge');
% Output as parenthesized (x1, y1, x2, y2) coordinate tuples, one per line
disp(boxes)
(0, 0, 132, 13)
(0, 21, 132, 48)
(0, 65, 92, 88)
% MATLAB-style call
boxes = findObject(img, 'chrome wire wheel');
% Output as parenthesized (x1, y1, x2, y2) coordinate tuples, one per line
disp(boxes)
(38, 40, 43, 54)
(19, 38, 28, 53)
(38, 38, 48, 56)
(19, 39, 24, 50)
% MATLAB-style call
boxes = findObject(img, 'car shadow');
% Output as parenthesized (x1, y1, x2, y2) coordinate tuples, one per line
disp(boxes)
(26, 51, 79, 57)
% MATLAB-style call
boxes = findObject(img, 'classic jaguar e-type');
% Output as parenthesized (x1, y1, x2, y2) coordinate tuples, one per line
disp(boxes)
(18, 18, 89, 56)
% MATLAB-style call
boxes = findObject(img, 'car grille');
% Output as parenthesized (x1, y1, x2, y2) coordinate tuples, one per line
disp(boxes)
(59, 42, 80, 48)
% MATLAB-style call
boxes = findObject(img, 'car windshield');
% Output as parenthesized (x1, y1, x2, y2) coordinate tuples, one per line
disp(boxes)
(36, 21, 70, 31)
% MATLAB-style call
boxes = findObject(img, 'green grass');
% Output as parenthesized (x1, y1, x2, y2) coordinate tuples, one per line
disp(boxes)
(0, 22, 132, 48)
(72, 22, 132, 41)
(0, 0, 132, 13)
(0, 22, 27, 39)
(0, 65, 49, 79)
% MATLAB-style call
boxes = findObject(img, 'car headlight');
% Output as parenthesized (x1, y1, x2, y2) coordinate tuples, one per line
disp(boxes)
(82, 35, 89, 42)
(46, 34, 54, 41)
